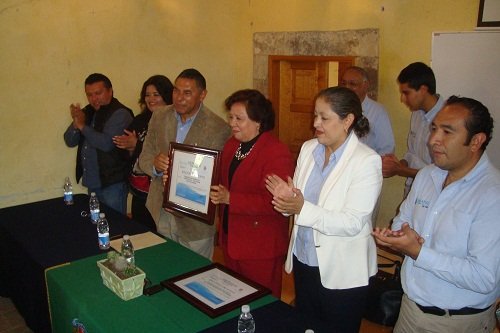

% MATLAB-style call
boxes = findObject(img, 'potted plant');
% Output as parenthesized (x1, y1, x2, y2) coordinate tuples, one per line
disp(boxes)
(97, 251, 146, 301)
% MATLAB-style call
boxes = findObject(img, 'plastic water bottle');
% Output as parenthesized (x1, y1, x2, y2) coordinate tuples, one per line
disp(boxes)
(237, 304, 255, 333)
(97, 213, 110, 250)
(89, 192, 100, 224)
(63, 177, 73, 205)
(121, 234, 135, 266)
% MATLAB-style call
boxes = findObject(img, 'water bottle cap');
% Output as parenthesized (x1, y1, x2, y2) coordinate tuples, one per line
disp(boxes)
(241, 305, 250, 313)
(99, 213, 105, 218)
(91, 192, 96, 196)
(123, 235, 130, 240)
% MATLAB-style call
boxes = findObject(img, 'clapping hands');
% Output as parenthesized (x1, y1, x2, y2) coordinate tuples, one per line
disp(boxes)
(113, 130, 138, 152)
(265, 174, 304, 215)
(372, 223, 425, 260)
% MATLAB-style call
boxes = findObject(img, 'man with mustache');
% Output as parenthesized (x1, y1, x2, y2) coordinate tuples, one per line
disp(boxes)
(138, 68, 231, 259)
(64, 73, 133, 214)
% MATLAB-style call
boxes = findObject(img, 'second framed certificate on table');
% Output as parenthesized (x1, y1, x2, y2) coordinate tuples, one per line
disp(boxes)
(163, 142, 221, 224)
(161, 263, 270, 317)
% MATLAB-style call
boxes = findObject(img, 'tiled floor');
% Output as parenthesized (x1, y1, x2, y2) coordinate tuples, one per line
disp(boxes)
(0, 297, 32, 333)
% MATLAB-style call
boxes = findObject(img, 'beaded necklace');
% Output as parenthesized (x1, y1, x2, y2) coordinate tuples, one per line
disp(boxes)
(234, 142, 255, 160)
(234, 133, 261, 161)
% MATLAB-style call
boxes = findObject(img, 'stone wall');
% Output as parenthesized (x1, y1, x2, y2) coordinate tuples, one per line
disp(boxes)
(253, 29, 380, 99)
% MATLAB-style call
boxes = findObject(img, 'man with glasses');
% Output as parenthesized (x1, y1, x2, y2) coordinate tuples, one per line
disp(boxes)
(341, 66, 395, 225)
(340, 66, 395, 156)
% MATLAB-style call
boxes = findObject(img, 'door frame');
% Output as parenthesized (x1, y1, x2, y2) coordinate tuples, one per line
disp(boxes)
(268, 55, 355, 137)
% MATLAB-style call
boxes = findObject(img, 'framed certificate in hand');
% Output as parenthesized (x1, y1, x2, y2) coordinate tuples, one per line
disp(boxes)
(162, 142, 221, 225)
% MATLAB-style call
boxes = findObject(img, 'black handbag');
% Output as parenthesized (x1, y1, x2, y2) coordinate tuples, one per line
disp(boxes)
(364, 252, 404, 327)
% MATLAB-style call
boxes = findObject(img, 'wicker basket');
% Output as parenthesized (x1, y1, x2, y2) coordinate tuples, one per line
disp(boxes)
(97, 259, 146, 301)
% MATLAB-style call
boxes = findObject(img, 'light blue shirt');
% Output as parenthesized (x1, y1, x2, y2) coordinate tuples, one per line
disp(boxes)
(360, 96, 395, 155)
(174, 108, 199, 144)
(294, 134, 349, 266)
(152, 105, 200, 176)
(403, 95, 445, 194)
(393, 153, 500, 309)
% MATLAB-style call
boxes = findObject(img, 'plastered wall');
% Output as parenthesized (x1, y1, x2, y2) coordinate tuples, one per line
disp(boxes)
(0, 0, 477, 226)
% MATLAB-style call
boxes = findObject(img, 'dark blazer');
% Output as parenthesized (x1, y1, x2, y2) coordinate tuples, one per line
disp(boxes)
(218, 131, 294, 260)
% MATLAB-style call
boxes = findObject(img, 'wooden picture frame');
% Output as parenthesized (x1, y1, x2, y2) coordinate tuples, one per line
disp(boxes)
(161, 263, 270, 318)
(162, 142, 221, 225)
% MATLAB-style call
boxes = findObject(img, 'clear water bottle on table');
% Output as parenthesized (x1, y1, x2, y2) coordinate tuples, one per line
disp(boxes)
(121, 234, 135, 266)
(97, 213, 110, 250)
(63, 177, 73, 205)
(89, 192, 100, 224)
(237, 304, 255, 333)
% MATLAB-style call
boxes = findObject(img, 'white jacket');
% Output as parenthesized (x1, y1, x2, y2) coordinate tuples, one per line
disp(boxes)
(285, 134, 382, 289)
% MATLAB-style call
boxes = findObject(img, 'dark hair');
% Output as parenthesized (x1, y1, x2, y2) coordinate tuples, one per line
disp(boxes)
(316, 86, 369, 138)
(84, 73, 112, 89)
(224, 89, 275, 132)
(176, 68, 206, 90)
(397, 62, 436, 95)
(445, 95, 494, 150)
(139, 75, 174, 112)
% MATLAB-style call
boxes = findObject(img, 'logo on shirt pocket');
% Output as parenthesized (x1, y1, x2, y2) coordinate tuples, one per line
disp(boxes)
(415, 197, 430, 208)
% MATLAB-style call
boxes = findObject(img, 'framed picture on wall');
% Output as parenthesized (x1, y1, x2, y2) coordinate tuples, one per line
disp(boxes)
(477, 0, 500, 27)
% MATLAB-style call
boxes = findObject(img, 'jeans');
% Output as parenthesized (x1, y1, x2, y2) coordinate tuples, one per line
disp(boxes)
(89, 181, 128, 215)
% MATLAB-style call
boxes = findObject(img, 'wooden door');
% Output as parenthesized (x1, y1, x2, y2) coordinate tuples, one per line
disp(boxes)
(278, 61, 326, 159)
(269, 56, 355, 160)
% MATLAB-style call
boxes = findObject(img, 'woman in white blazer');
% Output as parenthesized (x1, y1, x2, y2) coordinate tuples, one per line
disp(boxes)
(266, 86, 383, 333)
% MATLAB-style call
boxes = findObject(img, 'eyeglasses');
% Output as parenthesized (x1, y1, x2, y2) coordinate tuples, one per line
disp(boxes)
(340, 80, 365, 88)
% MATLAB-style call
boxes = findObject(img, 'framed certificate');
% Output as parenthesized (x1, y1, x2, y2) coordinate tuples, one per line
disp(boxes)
(163, 142, 221, 225)
(161, 263, 270, 317)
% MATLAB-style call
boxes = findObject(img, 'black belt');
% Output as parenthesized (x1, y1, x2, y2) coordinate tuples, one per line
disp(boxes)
(416, 303, 490, 316)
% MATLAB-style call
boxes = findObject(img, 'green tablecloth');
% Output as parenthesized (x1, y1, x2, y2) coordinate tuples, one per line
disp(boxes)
(46, 241, 275, 332)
